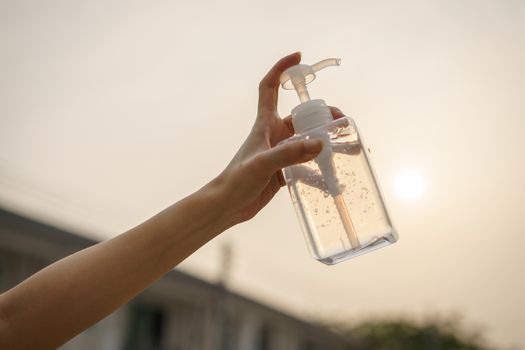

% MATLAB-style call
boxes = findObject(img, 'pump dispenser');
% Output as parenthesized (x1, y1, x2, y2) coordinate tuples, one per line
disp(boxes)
(279, 58, 398, 264)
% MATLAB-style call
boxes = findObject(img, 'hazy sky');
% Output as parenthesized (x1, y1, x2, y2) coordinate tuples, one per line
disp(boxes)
(1, 0, 524, 348)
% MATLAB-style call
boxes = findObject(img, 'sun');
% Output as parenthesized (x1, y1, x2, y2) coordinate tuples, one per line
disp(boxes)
(395, 169, 425, 200)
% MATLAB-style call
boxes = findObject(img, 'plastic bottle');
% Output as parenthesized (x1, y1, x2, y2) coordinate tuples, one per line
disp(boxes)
(279, 58, 398, 264)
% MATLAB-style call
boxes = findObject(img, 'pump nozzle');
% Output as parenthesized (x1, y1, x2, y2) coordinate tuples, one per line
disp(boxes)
(280, 58, 341, 103)
(280, 57, 360, 249)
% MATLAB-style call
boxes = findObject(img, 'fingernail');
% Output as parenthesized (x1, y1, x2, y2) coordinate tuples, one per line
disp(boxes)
(333, 107, 345, 118)
(304, 139, 323, 154)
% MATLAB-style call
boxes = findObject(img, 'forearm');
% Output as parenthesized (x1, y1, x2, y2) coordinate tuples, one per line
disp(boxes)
(0, 52, 315, 350)
(0, 180, 231, 349)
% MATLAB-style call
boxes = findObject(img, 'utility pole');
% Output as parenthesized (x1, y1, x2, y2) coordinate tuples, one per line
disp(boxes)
(218, 241, 233, 287)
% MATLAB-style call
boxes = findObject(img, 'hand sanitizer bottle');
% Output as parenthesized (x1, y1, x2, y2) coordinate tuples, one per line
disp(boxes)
(279, 58, 398, 264)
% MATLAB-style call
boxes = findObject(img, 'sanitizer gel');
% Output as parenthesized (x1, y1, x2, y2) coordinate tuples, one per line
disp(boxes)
(279, 58, 398, 264)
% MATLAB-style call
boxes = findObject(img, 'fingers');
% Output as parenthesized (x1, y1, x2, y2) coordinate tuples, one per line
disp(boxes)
(282, 115, 295, 134)
(258, 52, 301, 113)
(252, 138, 323, 177)
(260, 173, 283, 206)
(276, 169, 286, 187)
(330, 106, 345, 119)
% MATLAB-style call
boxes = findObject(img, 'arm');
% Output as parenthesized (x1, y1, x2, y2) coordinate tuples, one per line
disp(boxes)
(0, 52, 343, 349)
(0, 186, 231, 349)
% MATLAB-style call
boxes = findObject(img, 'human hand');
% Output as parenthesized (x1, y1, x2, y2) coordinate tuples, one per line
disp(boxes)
(208, 52, 344, 225)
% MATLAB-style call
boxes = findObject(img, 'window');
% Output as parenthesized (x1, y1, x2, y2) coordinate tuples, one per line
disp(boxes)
(122, 303, 166, 350)
(256, 324, 271, 350)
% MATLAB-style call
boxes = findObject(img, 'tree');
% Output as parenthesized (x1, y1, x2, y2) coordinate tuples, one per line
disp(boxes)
(334, 315, 496, 350)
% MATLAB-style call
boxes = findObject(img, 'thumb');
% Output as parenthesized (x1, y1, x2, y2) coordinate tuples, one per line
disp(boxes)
(256, 139, 323, 176)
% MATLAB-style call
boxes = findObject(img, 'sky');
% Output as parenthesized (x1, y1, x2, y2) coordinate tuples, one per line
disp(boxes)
(1, 0, 524, 348)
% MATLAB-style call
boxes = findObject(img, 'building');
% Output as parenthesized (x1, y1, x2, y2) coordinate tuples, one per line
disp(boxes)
(0, 209, 353, 350)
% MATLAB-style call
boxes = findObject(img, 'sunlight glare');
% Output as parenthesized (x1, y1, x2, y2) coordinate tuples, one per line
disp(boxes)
(395, 169, 425, 200)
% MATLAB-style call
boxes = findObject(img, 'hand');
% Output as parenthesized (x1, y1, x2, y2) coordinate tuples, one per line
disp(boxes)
(0, 52, 343, 350)
(209, 52, 344, 225)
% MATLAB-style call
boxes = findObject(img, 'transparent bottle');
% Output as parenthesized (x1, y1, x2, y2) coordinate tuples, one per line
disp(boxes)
(279, 59, 398, 265)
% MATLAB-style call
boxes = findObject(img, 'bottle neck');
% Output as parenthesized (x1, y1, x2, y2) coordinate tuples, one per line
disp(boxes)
(291, 99, 333, 134)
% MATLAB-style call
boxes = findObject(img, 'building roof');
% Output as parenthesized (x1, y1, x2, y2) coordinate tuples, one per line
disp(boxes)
(0, 207, 350, 344)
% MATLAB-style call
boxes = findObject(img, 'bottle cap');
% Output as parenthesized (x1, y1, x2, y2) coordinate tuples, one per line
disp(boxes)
(280, 58, 341, 103)
(281, 58, 341, 133)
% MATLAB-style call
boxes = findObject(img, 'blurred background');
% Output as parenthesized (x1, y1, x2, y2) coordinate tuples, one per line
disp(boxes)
(1, 0, 524, 349)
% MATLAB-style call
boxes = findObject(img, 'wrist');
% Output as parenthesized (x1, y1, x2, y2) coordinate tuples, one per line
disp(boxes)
(191, 176, 239, 234)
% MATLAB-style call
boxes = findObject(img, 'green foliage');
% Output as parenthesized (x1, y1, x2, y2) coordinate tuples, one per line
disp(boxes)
(336, 316, 495, 350)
